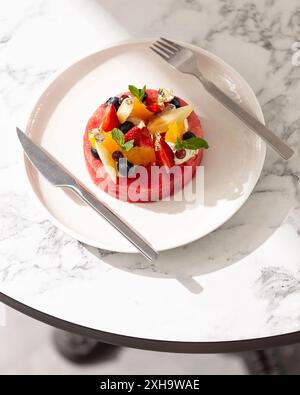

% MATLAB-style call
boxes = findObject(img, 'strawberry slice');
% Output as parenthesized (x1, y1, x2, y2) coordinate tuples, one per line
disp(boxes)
(138, 127, 154, 148)
(101, 104, 120, 132)
(155, 137, 175, 169)
(124, 126, 141, 145)
(145, 89, 158, 104)
(125, 126, 154, 148)
(145, 90, 162, 113)
(147, 103, 162, 113)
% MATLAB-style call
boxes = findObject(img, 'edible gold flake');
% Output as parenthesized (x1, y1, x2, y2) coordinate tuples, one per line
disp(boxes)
(158, 88, 174, 105)
(90, 128, 105, 143)
(154, 132, 161, 151)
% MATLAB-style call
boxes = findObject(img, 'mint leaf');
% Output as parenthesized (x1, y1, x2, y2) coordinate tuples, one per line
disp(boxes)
(128, 85, 140, 98)
(139, 85, 146, 101)
(112, 128, 125, 146)
(112, 128, 134, 151)
(128, 84, 146, 102)
(122, 140, 134, 151)
(175, 137, 209, 150)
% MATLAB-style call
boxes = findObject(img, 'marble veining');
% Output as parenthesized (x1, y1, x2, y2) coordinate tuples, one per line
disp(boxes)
(1, 0, 300, 343)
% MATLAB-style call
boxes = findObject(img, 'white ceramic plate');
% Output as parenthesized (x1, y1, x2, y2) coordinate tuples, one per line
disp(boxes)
(24, 39, 266, 253)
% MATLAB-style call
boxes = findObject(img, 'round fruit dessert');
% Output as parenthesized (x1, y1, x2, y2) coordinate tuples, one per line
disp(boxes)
(83, 85, 209, 202)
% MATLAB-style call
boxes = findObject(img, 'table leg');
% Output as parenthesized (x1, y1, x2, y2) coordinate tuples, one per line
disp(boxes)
(53, 329, 119, 363)
(242, 349, 287, 375)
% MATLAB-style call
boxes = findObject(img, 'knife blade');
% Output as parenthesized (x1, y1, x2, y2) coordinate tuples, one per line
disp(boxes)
(16, 127, 158, 261)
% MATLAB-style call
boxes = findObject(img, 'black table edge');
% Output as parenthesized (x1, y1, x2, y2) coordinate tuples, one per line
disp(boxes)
(1, 291, 299, 353)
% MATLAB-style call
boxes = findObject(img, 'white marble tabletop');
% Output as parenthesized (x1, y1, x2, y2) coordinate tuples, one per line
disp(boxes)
(1, 0, 300, 351)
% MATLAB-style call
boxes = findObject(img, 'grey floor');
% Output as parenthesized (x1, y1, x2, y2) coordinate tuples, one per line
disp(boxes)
(0, 304, 248, 375)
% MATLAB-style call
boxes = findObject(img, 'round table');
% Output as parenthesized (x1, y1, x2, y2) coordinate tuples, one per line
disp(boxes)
(1, 0, 300, 354)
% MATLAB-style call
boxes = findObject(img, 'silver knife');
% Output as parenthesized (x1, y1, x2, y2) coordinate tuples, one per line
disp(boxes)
(16, 127, 158, 261)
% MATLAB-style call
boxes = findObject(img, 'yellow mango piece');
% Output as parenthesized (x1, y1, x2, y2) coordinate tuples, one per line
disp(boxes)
(89, 134, 97, 149)
(94, 132, 122, 183)
(130, 98, 153, 122)
(165, 121, 185, 143)
(124, 147, 156, 166)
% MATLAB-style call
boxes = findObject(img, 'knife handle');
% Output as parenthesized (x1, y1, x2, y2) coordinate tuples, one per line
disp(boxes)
(71, 183, 158, 261)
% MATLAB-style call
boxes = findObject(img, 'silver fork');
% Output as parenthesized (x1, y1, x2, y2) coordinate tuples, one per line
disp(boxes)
(150, 38, 294, 160)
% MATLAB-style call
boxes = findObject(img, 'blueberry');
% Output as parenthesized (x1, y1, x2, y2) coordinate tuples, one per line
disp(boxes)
(183, 131, 196, 140)
(175, 149, 186, 159)
(105, 96, 120, 111)
(120, 121, 134, 134)
(170, 97, 181, 108)
(112, 150, 123, 161)
(90, 147, 99, 159)
(142, 91, 148, 103)
(117, 158, 134, 177)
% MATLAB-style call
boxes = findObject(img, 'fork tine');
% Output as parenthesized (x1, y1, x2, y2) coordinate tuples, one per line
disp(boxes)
(156, 40, 178, 54)
(153, 43, 174, 57)
(150, 46, 169, 61)
(160, 37, 181, 50)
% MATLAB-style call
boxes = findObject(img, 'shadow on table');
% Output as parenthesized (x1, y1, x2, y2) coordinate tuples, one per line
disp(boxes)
(84, 149, 294, 294)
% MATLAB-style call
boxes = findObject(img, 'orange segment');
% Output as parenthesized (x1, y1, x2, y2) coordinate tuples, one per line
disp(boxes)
(101, 132, 120, 152)
(96, 132, 155, 175)
(165, 121, 185, 143)
(130, 98, 154, 122)
(124, 147, 156, 166)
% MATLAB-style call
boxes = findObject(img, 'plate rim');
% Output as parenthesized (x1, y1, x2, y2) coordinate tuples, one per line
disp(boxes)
(23, 38, 266, 253)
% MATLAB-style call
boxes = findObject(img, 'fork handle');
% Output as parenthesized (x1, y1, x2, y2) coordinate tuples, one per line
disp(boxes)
(193, 71, 294, 160)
